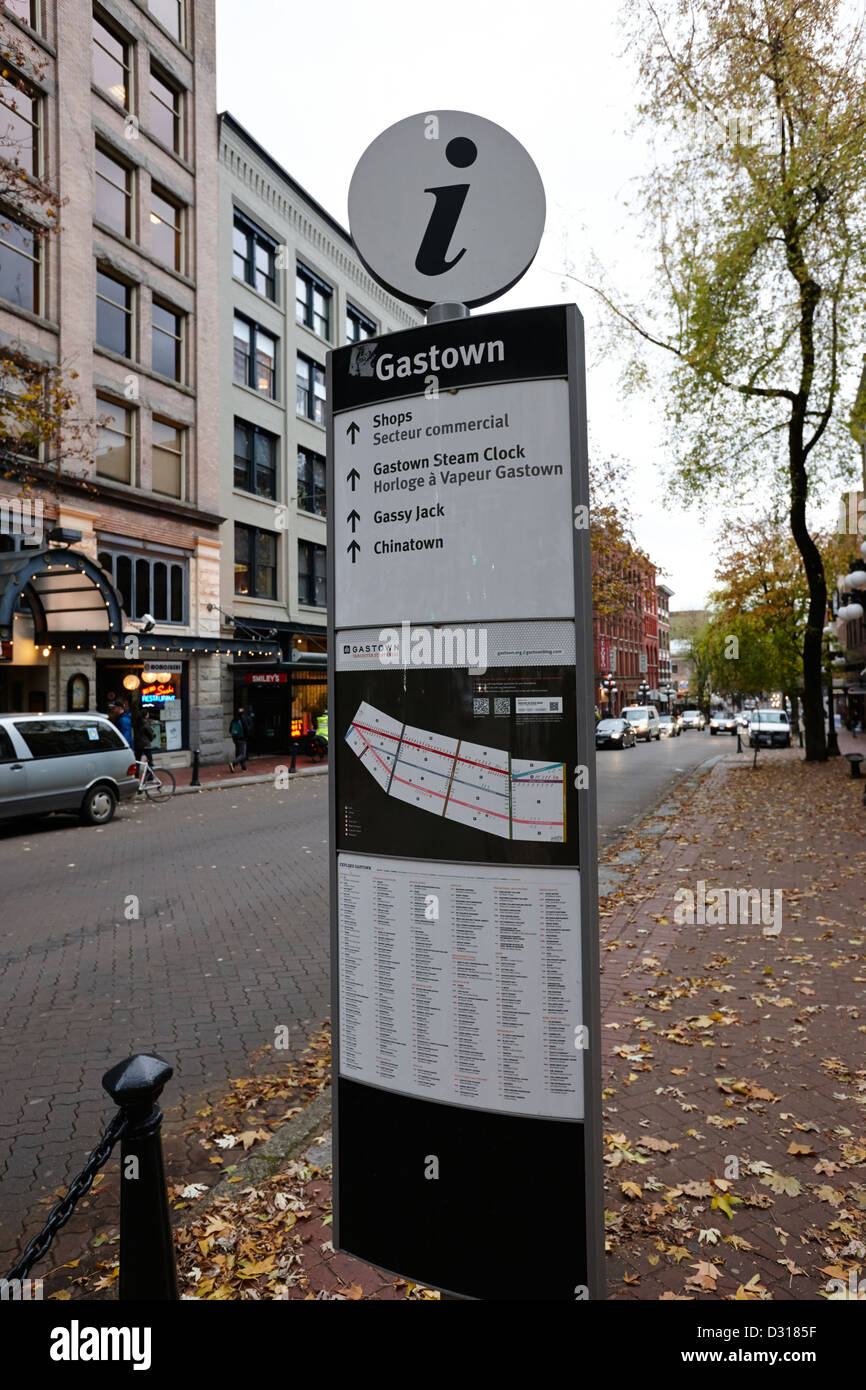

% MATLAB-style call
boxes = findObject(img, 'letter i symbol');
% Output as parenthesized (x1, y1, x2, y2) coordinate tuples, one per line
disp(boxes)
(415, 137, 478, 276)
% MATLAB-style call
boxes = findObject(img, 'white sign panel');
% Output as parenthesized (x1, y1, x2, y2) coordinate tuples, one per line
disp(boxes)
(348, 110, 545, 309)
(338, 853, 582, 1119)
(334, 378, 574, 627)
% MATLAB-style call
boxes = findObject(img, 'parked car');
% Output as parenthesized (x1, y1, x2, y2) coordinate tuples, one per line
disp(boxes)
(747, 708, 792, 749)
(709, 711, 738, 736)
(681, 708, 706, 731)
(595, 717, 636, 749)
(0, 713, 138, 826)
(658, 715, 680, 738)
(619, 705, 661, 741)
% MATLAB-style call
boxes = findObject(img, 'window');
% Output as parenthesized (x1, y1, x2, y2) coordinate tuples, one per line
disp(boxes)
(296, 354, 325, 424)
(152, 418, 184, 498)
(4, 2, 39, 30)
(99, 547, 186, 622)
(346, 305, 376, 342)
(96, 269, 133, 356)
(152, 300, 182, 380)
(0, 75, 39, 175)
(93, 15, 130, 108)
(297, 447, 326, 516)
(151, 188, 182, 270)
(0, 215, 39, 311)
(234, 419, 277, 499)
(150, 68, 181, 153)
(298, 540, 326, 608)
(233, 315, 276, 397)
(296, 263, 330, 339)
(233, 213, 276, 300)
(14, 718, 126, 756)
(234, 523, 277, 599)
(95, 396, 133, 483)
(0, 725, 16, 760)
(148, 0, 182, 41)
(94, 145, 131, 237)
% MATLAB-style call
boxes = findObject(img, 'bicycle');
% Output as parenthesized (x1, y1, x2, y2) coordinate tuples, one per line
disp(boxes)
(131, 757, 176, 803)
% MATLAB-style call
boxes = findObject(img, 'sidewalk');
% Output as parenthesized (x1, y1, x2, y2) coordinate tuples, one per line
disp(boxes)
(172, 751, 328, 792)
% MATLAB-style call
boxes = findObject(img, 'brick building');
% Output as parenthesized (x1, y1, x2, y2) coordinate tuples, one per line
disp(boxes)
(0, 0, 268, 762)
(593, 546, 664, 714)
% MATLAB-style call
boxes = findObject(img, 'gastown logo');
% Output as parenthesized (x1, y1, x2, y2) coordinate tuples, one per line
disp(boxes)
(49, 1320, 151, 1371)
(349, 339, 505, 382)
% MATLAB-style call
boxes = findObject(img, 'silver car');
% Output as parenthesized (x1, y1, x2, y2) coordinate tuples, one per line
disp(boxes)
(0, 713, 138, 826)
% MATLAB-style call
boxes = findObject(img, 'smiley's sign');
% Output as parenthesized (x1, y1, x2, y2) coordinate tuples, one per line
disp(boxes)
(348, 110, 546, 309)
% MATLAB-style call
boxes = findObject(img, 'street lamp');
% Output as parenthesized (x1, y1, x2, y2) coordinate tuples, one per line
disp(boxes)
(602, 672, 617, 717)
(637, 680, 650, 705)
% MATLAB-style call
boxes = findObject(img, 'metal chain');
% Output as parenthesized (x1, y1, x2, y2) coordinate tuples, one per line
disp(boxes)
(4, 1110, 128, 1282)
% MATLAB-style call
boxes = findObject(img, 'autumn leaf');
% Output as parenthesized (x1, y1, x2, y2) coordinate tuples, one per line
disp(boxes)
(621, 1181, 643, 1200)
(787, 1142, 814, 1156)
(734, 1273, 770, 1301)
(712, 1192, 743, 1220)
(760, 1171, 802, 1197)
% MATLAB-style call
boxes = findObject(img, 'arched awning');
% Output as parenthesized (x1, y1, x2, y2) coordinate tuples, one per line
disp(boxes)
(0, 546, 124, 644)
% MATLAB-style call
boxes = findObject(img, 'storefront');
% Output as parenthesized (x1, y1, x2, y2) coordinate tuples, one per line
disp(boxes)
(96, 659, 187, 751)
(233, 625, 327, 753)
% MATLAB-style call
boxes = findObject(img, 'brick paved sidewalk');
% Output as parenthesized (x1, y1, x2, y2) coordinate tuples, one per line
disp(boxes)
(599, 733, 866, 1300)
(173, 751, 327, 788)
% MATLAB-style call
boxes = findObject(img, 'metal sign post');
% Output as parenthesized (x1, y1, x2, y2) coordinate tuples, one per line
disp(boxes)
(326, 113, 604, 1300)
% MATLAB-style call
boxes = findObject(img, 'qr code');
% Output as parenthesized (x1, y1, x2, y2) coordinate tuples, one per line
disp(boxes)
(494, 697, 511, 715)
(473, 697, 489, 715)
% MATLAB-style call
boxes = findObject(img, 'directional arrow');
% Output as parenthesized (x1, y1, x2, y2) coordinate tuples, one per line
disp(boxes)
(347, 467, 360, 492)
(346, 421, 360, 444)
(347, 539, 360, 563)
(347, 509, 360, 533)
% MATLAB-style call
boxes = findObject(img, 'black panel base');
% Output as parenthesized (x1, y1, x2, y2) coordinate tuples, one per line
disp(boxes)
(335, 1077, 586, 1300)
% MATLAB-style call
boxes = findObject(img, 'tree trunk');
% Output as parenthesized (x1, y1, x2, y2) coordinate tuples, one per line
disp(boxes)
(789, 431, 826, 761)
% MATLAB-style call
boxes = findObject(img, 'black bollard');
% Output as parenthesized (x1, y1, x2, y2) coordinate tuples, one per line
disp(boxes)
(191, 747, 201, 787)
(102, 1054, 178, 1301)
(736, 731, 742, 753)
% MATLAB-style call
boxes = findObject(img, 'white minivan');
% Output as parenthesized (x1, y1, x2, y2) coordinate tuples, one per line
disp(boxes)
(0, 713, 138, 826)
(620, 705, 661, 742)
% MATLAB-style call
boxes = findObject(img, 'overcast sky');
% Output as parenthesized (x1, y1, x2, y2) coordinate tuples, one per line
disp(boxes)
(214, 0, 851, 611)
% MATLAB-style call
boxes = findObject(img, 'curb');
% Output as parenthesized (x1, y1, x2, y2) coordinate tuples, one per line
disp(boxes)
(173, 764, 329, 796)
(183, 1087, 333, 1213)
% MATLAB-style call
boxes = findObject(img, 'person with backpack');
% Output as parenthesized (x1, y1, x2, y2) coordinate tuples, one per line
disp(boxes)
(228, 707, 248, 772)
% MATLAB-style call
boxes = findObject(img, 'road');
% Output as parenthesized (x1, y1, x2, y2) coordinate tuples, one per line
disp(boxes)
(0, 732, 719, 1266)
(594, 728, 722, 847)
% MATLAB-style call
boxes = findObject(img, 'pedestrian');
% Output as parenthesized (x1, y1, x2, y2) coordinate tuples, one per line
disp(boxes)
(228, 707, 248, 772)
(134, 708, 155, 767)
(113, 702, 134, 746)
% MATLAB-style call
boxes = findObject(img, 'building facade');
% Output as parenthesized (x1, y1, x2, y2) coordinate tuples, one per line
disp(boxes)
(0, 0, 265, 761)
(216, 113, 421, 753)
(657, 583, 674, 694)
(592, 546, 664, 714)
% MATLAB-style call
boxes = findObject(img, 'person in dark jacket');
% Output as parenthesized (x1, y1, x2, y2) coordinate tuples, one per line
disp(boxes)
(228, 708, 247, 772)
(133, 709, 155, 767)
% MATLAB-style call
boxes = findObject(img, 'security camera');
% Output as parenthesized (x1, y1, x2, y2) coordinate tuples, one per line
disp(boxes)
(141, 613, 156, 633)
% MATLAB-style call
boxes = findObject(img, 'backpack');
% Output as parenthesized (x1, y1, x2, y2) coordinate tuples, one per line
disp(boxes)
(230, 717, 244, 739)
